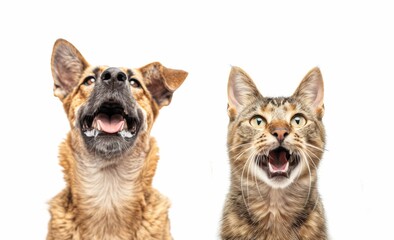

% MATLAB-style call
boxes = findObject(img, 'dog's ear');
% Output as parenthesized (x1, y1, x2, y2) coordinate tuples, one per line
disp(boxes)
(139, 62, 188, 108)
(51, 39, 89, 100)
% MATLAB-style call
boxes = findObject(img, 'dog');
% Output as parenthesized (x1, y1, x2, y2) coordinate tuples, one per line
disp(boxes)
(47, 39, 187, 240)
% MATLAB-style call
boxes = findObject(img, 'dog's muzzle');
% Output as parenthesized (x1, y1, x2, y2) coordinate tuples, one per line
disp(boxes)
(78, 67, 143, 157)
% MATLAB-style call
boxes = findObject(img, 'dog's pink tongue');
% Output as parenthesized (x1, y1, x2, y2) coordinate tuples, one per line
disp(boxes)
(96, 113, 124, 133)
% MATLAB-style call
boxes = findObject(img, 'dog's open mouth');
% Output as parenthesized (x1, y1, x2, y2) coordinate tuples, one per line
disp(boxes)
(256, 147, 300, 179)
(81, 102, 139, 139)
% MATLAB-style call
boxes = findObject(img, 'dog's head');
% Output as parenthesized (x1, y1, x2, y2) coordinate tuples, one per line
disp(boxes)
(51, 39, 187, 161)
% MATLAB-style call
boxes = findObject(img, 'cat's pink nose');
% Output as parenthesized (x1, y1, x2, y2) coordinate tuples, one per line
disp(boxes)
(271, 128, 289, 143)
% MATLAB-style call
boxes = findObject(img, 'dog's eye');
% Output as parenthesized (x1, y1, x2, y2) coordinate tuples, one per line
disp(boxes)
(291, 114, 307, 128)
(129, 78, 141, 88)
(83, 76, 96, 86)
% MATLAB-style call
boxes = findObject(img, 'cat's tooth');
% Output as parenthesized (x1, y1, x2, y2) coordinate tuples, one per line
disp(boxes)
(268, 162, 289, 173)
(268, 162, 274, 172)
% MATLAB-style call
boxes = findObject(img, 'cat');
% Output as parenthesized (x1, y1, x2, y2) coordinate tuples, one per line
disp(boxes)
(220, 66, 327, 240)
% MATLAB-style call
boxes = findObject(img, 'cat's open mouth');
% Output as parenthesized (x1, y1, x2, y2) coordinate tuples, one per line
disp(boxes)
(256, 147, 300, 178)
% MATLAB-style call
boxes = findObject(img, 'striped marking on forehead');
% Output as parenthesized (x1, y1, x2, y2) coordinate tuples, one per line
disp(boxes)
(261, 97, 296, 119)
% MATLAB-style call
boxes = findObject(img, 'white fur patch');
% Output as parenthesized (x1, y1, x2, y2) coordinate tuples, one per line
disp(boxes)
(252, 161, 302, 189)
(77, 159, 138, 211)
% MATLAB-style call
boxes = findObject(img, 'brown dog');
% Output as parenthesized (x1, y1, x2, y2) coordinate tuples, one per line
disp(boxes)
(47, 39, 187, 240)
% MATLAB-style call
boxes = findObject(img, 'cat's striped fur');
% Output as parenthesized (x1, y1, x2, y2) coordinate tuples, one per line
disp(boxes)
(221, 67, 327, 240)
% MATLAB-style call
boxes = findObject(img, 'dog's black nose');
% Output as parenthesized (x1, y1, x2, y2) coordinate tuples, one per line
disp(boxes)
(101, 68, 127, 82)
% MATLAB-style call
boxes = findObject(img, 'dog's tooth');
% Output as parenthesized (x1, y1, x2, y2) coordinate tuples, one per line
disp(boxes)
(119, 130, 133, 138)
(131, 124, 137, 134)
(83, 129, 100, 138)
(84, 129, 95, 137)
(122, 119, 128, 130)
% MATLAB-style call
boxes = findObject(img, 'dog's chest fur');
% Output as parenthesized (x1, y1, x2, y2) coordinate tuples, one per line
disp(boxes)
(76, 167, 138, 239)
(47, 139, 171, 240)
(77, 158, 139, 211)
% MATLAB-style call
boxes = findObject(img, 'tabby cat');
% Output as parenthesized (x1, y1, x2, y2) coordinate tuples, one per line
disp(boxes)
(220, 66, 327, 240)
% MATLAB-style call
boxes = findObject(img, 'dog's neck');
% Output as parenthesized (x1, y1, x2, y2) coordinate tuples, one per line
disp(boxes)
(76, 158, 141, 210)
(60, 135, 161, 239)
(76, 162, 143, 239)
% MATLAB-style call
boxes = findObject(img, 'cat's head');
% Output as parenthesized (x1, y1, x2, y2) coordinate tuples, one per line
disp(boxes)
(227, 66, 325, 189)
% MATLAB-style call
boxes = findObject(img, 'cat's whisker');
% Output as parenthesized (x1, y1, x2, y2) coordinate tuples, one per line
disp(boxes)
(227, 141, 253, 152)
(245, 156, 251, 206)
(233, 144, 257, 163)
(294, 154, 304, 182)
(303, 148, 319, 170)
(301, 150, 322, 214)
(230, 147, 258, 176)
(296, 142, 324, 170)
(249, 151, 261, 190)
(300, 151, 313, 207)
(241, 149, 265, 213)
(240, 154, 254, 215)
(304, 142, 326, 153)
(250, 150, 264, 200)
(294, 142, 322, 163)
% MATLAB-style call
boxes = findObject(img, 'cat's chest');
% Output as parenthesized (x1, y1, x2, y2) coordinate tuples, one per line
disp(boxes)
(246, 201, 300, 239)
(248, 190, 303, 223)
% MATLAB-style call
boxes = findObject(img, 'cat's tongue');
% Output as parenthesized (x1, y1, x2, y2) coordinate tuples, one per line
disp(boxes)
(96, 113, 124, 133)
(269, 150, 288, 171)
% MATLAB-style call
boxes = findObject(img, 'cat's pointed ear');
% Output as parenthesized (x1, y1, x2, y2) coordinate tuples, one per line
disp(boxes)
(139, 62, 188, 108)
(227, 66, 262, 118)
(293, 67, 324, 118)
(51, 39, 89, 100)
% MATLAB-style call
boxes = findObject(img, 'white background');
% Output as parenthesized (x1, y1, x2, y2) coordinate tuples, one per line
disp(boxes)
(1, 1, 393, 239)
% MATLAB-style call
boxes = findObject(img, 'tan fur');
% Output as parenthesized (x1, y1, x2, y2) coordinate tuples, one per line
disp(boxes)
(221, 66, 327, 240)
(47, 39, 187, 240)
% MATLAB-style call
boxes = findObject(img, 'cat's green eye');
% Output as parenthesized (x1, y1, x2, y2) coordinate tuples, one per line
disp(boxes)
(250, 116, 266, 129)
(291, 114, 307, 128)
